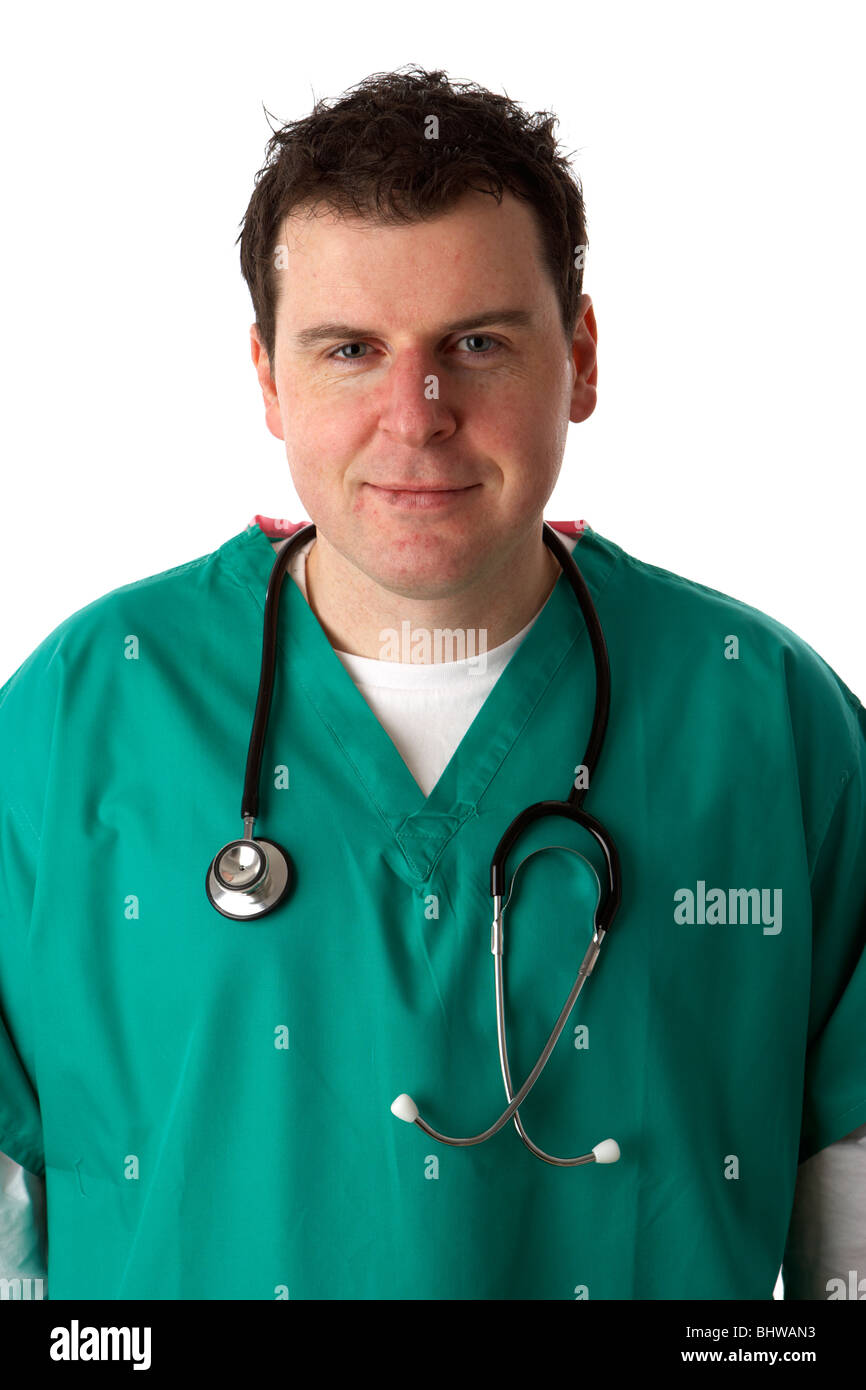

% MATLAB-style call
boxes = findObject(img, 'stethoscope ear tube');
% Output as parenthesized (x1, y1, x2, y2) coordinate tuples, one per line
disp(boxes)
(490, 800, 621, 933)
(490, 524, 621, 936)
(540, 522, 612, 796)
(392, 522, 624, 1164)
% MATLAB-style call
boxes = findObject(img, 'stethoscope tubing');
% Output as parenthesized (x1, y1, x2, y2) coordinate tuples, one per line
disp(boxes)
(210, 518, 623, 1165)
(240, 522, 318, 824)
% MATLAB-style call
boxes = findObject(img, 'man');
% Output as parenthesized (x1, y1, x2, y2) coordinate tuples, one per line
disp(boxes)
(1, 66, 864, 1300)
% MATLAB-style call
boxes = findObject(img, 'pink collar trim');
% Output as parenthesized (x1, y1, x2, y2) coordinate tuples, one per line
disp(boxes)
(246, 514, 588, 541)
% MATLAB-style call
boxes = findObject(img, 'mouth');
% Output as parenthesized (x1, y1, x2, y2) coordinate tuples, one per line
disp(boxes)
(365, 482, 482, 510)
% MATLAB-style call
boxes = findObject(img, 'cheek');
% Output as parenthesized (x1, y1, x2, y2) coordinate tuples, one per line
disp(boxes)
(479, 393, 562, 490)
(281, 386, 365, 483)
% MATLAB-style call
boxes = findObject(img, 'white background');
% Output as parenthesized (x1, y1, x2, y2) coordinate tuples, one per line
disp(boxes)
(1, 1, 864, 695)
(2, 0, 865, 1301)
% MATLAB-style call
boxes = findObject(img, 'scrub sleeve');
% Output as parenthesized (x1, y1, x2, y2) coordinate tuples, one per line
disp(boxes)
(0, 637, 57, 1179)
(797, 690, 866, 1163)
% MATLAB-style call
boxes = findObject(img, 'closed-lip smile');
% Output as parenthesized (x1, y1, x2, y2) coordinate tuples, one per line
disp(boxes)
(365, 481, 481, 509)
(369, 482, 477, 491)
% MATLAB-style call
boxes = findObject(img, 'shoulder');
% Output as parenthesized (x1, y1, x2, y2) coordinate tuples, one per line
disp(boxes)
(0, 538, 227, 707)
(586, 525, 865, 836)
(0, 536, 234, 831)
(596, 525, 860, 709)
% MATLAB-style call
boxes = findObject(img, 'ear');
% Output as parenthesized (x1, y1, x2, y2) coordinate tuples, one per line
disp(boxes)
(250, 324, 285, 442)
(568, 295, 597, 424)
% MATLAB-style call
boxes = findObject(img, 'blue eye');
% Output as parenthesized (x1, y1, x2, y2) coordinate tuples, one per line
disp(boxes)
(327, 334, 503, 363)
(332, 342, 369, 360)
(459, 334, 500, 354)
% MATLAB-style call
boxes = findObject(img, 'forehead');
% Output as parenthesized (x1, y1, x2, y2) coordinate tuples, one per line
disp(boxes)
(273, 189, 553, 317)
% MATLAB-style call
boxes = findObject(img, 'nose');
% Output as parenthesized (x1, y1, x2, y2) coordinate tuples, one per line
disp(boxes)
(375, 344, 457, 447)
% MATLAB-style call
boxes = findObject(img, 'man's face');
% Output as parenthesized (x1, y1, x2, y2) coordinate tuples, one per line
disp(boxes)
(251, 189, 596, 598)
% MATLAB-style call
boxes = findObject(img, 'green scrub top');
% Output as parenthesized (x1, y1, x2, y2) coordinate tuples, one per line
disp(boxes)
(1, 518, 865, 1301)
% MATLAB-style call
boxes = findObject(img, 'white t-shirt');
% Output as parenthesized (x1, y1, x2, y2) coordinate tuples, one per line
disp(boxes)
(284, 530, 567, 798)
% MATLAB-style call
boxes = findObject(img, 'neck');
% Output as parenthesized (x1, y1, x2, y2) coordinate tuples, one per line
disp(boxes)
(301, 528, 562, 661)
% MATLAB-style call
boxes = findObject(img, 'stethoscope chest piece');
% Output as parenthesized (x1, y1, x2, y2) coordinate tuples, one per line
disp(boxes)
(205, 837, 294, 920)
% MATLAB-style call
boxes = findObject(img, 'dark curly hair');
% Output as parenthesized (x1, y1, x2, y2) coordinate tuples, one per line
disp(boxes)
(236, 64, 589, 369)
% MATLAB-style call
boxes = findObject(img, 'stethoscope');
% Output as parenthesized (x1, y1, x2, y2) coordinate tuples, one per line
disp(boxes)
(206, 521, 623, 1167)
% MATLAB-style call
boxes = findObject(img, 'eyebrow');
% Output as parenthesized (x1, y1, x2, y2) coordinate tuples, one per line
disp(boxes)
(290, 307, 535, 351)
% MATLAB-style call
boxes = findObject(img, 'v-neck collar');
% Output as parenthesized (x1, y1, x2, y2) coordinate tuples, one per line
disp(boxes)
(221, 520, 618, 878)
